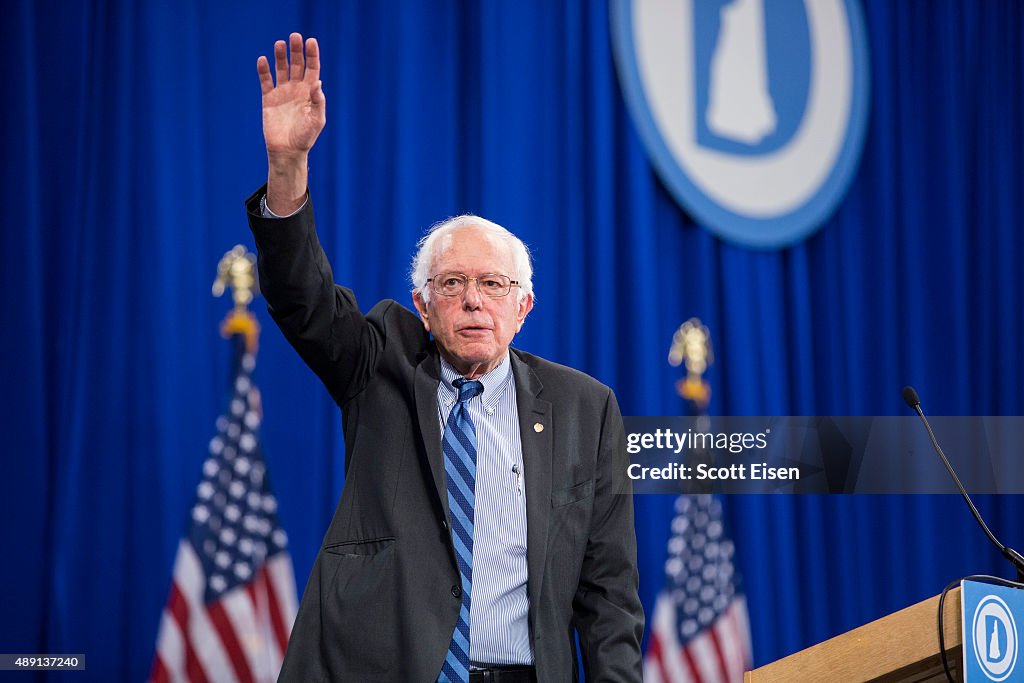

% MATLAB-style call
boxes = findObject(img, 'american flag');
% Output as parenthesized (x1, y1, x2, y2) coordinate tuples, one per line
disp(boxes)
(149, 347, 298, 683)
(643, 494, 752, 683)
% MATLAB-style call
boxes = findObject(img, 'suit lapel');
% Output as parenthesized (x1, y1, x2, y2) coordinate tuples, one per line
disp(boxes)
(413, 349, 450, 525)
(511, 351, 552, 638)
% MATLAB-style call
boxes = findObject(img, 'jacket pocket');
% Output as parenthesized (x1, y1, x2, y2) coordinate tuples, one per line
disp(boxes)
(318, 540, 398, 679)
(322, 536, 395, 557)
(551, 480, 594, 508)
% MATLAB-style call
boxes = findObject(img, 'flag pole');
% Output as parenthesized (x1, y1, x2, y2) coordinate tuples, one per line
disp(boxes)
(148, 244, 298, 683)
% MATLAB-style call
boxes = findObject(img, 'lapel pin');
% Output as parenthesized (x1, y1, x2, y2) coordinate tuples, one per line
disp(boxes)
(534, 423, 544, 433)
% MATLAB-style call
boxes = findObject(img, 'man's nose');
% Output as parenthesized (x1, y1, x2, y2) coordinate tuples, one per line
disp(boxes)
(462, 279, 484, 309)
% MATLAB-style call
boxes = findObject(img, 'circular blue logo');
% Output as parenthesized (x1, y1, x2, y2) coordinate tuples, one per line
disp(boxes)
(611, 0, 871, 248)
(972, 595, 1019, 681)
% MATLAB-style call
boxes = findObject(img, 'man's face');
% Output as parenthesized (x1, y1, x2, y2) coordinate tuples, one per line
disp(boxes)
(412, 226, 533, 378)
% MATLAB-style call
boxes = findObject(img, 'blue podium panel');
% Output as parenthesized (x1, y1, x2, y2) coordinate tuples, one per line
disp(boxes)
(962, 580, 1024, 682)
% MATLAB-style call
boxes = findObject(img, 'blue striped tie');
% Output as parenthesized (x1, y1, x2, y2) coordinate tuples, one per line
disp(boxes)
(438, 378, 483, 683)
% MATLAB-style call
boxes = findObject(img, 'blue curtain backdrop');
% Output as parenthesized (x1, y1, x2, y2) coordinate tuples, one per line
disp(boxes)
(3, 0, 1023, 679)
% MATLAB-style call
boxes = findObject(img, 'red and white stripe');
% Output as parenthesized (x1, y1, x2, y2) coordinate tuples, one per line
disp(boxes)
(149, 541, 297, 683)
(643, 594, 752, 683)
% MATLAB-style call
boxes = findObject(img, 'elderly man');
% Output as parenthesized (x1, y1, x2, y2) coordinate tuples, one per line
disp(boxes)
(247, 34, 643, 682)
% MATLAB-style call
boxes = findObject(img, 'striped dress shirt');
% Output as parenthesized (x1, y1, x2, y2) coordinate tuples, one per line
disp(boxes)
(438, 353, 533, 666)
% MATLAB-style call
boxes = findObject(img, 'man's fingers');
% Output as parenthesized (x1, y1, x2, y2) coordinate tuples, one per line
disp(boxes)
(304, 37, 320, 83)
(257, 56, 273, 94)
(289, 32, 304, 82)
(274, 40, 288, 85)
(263, 33, 320, 101)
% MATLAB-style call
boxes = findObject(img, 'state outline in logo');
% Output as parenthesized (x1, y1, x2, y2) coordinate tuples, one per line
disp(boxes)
(610, 0, 871, 249)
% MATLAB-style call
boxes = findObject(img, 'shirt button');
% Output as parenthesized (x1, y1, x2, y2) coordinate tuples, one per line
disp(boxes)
(486, 407, 495, 415)
(441, 519, 448, 530)
(451, 585, 462, 599)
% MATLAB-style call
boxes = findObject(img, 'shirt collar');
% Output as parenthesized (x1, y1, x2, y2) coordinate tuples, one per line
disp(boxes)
(439, 352, 513, 410)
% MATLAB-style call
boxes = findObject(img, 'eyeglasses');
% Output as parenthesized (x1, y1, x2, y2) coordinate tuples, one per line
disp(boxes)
(427, 272, 520, 298)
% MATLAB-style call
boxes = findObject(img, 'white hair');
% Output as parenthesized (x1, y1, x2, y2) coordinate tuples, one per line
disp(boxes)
(410, 214, 534, 304)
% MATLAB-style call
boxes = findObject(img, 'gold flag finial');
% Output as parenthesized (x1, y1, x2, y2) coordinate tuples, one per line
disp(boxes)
(668, 318, 713, 409)
(212, 245, 258, 311)
(213, 245, 260, 354)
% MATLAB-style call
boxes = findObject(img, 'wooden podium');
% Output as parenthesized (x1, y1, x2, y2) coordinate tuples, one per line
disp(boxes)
(745, 587, 962, 682)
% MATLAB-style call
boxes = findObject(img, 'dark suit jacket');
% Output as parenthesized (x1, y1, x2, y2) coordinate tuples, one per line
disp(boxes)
(247, 188, 643, 682)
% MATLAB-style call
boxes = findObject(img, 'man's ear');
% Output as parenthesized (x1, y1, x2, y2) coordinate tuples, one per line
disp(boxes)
(514, 293, 534, 333)
(412, 290, 431, 333)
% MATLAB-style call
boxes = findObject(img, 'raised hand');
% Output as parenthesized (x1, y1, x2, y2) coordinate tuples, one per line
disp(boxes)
(257, 33, 326, 214)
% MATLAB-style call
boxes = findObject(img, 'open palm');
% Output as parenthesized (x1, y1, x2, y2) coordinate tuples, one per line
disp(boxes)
(258, 33, 326, 156)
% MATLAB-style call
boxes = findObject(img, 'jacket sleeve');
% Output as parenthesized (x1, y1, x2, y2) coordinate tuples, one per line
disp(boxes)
(245, 186, 383, 407)
(572, 388, 645, 682)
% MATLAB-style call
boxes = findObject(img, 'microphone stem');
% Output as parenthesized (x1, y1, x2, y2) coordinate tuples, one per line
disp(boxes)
(913, 405, 1024, 578)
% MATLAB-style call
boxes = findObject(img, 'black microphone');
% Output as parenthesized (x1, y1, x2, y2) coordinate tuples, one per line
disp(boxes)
(902, 385, 1024, 580)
